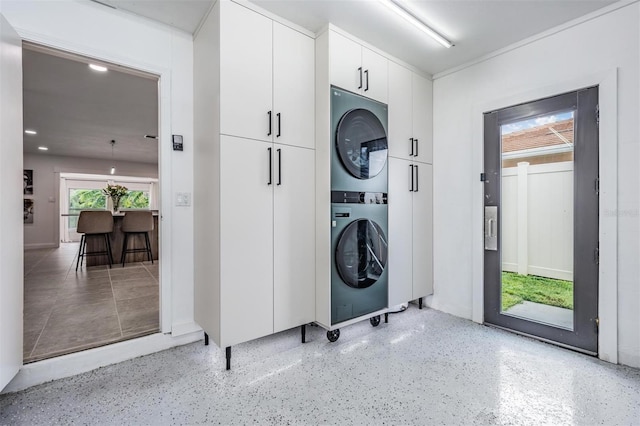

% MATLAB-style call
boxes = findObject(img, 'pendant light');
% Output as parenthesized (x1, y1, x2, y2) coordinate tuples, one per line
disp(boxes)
(110, 140, 116, 175)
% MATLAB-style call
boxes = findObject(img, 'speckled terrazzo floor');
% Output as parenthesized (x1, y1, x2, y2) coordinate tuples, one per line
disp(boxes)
(2, 307, 639, 425)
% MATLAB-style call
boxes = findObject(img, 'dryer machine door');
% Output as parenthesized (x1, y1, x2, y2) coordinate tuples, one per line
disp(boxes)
(336, 219, 388, 289)
(336, 108, 388, 179)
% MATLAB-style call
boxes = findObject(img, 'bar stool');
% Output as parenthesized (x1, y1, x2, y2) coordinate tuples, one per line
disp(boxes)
(121, 211, 154, 267)
(75, 211, 114, 271)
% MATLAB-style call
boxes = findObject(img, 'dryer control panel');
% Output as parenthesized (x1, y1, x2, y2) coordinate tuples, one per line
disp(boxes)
(331, 191, 387, 204)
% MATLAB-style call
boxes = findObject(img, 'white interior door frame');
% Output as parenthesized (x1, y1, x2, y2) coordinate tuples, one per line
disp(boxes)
(471, 70, 619, 364)
(13, 28, 173, 335)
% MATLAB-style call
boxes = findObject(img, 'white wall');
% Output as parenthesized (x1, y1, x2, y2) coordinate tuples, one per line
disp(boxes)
(2, 0, 196, 339)
(432, 4, 639, 367)
(23, 153, 158, 248)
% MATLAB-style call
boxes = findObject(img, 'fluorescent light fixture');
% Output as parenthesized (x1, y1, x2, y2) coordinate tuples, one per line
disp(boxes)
(37, 146, 48, 151)
(110, 166, 116, 175)
(25, 129, 37, 135)
(379, 0, 452, 48)
(89, 63, 108, 72)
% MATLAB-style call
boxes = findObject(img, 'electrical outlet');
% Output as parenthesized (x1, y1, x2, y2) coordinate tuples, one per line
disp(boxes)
(175, 192, 191, 206)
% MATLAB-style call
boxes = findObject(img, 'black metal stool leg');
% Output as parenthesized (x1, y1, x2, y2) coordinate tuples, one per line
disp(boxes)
(105, 233, 114, 266)
(104, 234, 112, 268)
(75, 234, 85, 271)
(145, 232, 153, 263)
(121, 233, 128, 267)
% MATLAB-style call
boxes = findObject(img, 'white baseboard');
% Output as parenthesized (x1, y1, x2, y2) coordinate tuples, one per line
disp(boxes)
(2, 331, 202, 394)
(24, 243, 59, 250)
(171, 321, 202, 337)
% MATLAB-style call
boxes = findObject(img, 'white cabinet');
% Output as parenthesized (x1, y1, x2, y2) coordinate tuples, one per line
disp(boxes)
(329, 30, 388, 103)
(194, 1, 315, 354)
(221, 2, 314, 149)
(273, 144, 315, 332)
(388, 158, 433, 306)
(219, 135, 315, 346)
(388, 61, 433, 163)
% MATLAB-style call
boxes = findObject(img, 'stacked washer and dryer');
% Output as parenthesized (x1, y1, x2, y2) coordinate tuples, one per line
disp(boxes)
(326, 86, 389, 342)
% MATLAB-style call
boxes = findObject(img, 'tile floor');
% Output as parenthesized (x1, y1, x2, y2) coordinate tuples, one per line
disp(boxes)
(2, 307, 639, 425)
(23, 243, 160, 363)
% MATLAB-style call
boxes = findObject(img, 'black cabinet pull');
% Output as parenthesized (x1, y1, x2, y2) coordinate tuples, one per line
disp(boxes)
(410, 164, 414, 192)
(277, 148, 282, 185)
(267, 147, 272, 185)
(364, 69, 369, 91)
(415, 138, 419, 157)
(276, 113, 281, 138)
(410, 138, 414, 156)
(267, 111, 272, 136)
(358, 67, 363, 89)
(415, 165, 419, 192)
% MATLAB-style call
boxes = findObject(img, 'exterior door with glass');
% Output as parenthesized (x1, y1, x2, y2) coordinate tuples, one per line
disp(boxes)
(483, 88, 599, 354)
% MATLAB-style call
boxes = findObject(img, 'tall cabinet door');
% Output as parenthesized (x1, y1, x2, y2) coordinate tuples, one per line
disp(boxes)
(412, 164, 433, 298)
(220, 135, 274, 347)
(412, 73, 433, 164)
(388, 158, 414, 306)
(329, 31, 362, 94)
(220, 1, 273, 142)
(273, 145, 315, 332)
(388, 61, 413, 160)
(361, 47, 388, 103)
(273, 23, 315, 150)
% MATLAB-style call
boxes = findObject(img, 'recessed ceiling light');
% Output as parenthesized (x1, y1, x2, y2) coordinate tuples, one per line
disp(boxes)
(38, 146, 48, 151)
(25, 129, 37, 135)
(89, 63, 108, 72)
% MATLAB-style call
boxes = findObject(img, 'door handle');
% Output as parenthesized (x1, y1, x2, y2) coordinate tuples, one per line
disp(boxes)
(414, 165, 419, 192)
(276, 113, 281, 138)
(267, 111, 272, 137)
(358, 67, 363, 89)
(364, 69, 369, 91)
(409, 164, 414, 192)
(277, 148, 282, 186)
(410, 138, 414, 156)
(267, 147, 272, 185)
(484, 206, 498, 251)
(414, 138, 419, 157)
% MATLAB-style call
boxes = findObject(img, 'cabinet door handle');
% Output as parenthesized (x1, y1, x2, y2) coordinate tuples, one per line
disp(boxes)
(267, 111, 272, 136)
(414, 165, 419, 192)
(364, 69, 369, 91)
(358, 67, 363, 89)
(410, 138, 414, 156)
(276, 113, 281, 138)
(267, 147, 272, 185)
(415, 138, 419, 157)
(410, 164, 414, 192)
(277, 148, 282, 186)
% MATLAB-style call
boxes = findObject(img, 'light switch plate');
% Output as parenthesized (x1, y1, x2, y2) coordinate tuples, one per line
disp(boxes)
(175, 192, 191, 206)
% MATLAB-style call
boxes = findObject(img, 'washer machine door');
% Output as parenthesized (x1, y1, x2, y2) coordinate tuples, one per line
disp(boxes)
(336, 108, 388, 179)
(336, 219, 388, 289)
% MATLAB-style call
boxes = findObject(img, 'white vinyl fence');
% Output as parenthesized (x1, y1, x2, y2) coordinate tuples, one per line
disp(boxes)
(501, 161, 573, 281)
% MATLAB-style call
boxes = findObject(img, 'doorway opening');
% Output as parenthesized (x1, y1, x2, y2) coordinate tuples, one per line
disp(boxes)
(483, 88, 599, 354)
(22, 43, 161, 363)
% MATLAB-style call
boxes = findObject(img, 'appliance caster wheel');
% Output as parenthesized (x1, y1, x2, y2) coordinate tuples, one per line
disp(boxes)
(370, 315, 381, 327)
(327, 329, 340, 342)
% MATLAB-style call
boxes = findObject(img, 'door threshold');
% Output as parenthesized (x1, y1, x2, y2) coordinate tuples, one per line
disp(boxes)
(485, 322, 598, 357)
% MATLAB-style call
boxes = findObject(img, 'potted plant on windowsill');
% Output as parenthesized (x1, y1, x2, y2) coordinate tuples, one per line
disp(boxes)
(102, 184, 128, 213)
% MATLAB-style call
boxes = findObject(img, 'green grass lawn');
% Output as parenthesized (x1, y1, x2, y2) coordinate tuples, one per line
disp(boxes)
(501, 272, 573, 311)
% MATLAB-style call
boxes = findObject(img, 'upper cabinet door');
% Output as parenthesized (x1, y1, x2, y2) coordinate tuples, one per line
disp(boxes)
(361, 47, 388, 104)
(220, 1, 273, 142)
(412, 73, 433, 164)
(273, 23, 315, 150)
(329, 31, 362, 94)
(388, 62, 413, 160)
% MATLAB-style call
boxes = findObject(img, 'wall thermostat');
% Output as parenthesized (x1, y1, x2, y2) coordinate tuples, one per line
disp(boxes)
(172, 134, 183, 151)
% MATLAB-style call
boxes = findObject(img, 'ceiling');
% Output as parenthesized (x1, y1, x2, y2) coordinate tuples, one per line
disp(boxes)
(22, 46, 159, 164)
(97, 0, 617, 76)
(24, 0, 617, 164)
